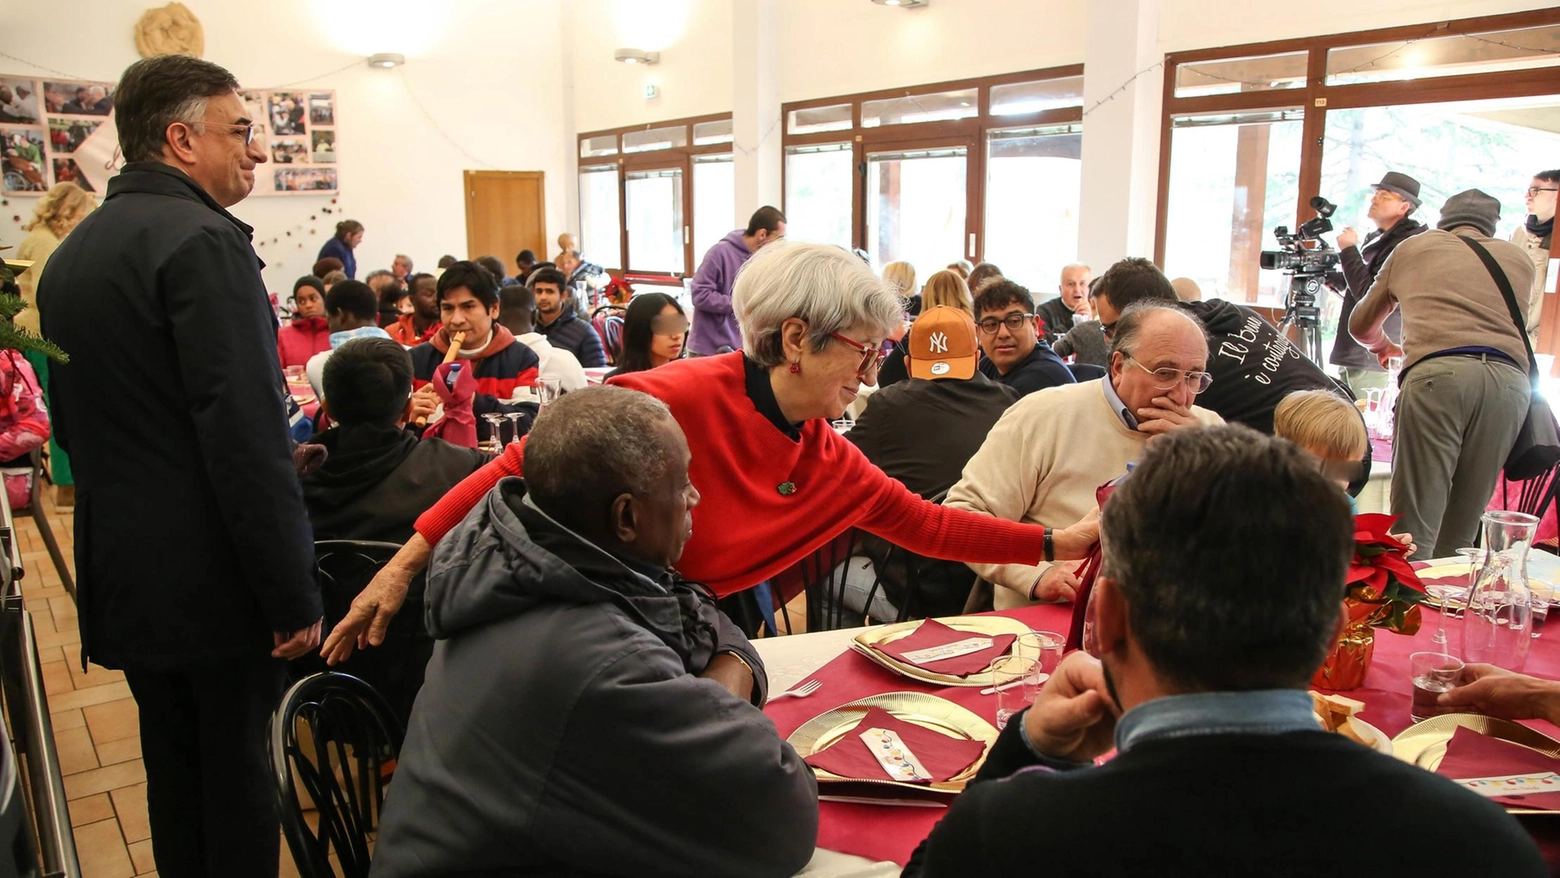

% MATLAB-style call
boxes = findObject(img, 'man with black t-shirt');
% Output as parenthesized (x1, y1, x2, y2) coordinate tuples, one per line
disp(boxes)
(905, 426, 1545, 877)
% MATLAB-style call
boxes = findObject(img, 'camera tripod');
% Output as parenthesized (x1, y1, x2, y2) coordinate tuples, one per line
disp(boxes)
(1275, 272, 1327, 365)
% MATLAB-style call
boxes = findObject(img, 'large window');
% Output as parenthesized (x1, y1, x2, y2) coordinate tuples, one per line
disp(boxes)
(781, 66, 1084, 289)
(578, 164, 621, 270)
(625, 168, 685, 274)
(692, 154, 735, 262)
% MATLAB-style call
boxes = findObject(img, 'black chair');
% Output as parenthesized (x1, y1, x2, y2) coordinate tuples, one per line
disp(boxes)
(1498, 465, 1560, 554)
(293, 541, 433, 728)
(797, 529, 864, 632)
(12, 449, 73, 599)
(857, 491, 979, 622)
(269, 671, 403, 878)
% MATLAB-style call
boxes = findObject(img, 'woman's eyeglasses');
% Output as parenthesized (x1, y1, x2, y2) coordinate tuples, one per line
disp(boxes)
(1124, 355, 1213, 393)
(828, 332, 891, 374)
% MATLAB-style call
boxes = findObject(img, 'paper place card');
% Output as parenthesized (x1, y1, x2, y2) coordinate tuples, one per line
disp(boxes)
(860, 727, 932, 782)
(899, 636, 995, 665)
(1455, 771, 1560, 797)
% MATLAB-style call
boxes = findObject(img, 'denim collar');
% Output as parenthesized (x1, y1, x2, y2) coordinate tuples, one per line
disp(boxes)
(1100, 377, 1137, 430)
(328, 325, 392, 349)
(1114, 689, 1318, 753)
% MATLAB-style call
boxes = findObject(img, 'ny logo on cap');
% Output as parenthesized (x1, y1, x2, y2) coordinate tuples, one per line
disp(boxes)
(929, 332, 948, 354)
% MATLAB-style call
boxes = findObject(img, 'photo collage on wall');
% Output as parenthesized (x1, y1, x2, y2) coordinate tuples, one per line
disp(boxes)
(1, 75, 112, 195)
(0, 74, 338, 196)
(241, 88, 338, 194)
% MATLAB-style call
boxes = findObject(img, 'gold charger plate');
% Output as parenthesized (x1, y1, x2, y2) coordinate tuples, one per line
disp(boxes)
(1415, 564, 1470, 608)
(1392, 713, 1560, 814)
(788, 691, 998, 794)
(851, 615, 1036, 687)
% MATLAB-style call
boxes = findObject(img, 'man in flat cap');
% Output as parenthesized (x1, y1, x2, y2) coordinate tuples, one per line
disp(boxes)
(1328, 171, 1427, 397)
(1350, 189, 1535, 559)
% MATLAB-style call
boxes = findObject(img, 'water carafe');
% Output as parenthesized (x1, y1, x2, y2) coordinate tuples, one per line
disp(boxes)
(1461, 510, 1540, 671)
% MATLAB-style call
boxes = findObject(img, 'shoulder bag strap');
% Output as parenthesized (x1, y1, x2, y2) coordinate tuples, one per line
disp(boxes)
(1457, 234, 1538, 382)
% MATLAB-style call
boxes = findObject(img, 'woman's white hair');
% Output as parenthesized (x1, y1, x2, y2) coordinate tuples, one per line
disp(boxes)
(733, 241, 903, 368)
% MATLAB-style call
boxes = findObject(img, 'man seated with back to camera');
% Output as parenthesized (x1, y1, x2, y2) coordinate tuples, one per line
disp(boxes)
(294, 337, 493, 722)
(371, 386, 817, 878)
(828, 306, 1021, 624)
(408, 260, 540, 445)
(303, 279, 391, 405)
(906, 425, 1545, 877)
(973, 280, 1076, 397)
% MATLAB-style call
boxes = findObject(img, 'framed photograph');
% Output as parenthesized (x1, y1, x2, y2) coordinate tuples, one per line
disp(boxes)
(268, 91, 306, 136)
(274, 166, 336, 192)
(311, 130, 335, 163)
(44, 80, 112, 116)
(271, 137, 308, 165)
(2, 127, 46, 193)
(48, 117, 100, 154)
(0, 79, 40, 125)
(308, 93, 334, 126)
(51, 157, 93, 192)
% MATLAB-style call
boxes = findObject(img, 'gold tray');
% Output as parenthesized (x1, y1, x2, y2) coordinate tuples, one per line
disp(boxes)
(788, 691, 998, 794)
(851, 615, 1036, 687)
(1392, 713, 1560, 814)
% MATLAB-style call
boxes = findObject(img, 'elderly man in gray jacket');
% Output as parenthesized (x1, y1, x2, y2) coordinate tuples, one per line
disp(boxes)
(371, 385, 818, 878)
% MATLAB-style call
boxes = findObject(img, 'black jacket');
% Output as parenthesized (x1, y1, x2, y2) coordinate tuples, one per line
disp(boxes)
(1329, 218, 1425, 370)
(977, 342, 1075, 397)
(904, 712, 1545, 877)
(538, 308, 607, 367)
(372, 479, 817, 877)
(38, 162, 322, 669)
(1035, 297, 1079, 345)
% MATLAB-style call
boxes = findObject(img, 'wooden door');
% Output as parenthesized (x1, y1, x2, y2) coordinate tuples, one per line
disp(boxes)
(464, 171, 546, 267)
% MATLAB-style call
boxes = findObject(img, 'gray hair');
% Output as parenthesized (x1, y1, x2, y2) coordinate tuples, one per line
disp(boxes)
(1109, 300, 1206, 359)
(524, 386, 675, 522)
(1060, 262, 1091, 278)
(733, 241, 903, 368)
(113, 55, 240, 164)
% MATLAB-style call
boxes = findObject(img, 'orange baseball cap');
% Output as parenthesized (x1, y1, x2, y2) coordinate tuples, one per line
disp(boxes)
(908, 306, 979, 380)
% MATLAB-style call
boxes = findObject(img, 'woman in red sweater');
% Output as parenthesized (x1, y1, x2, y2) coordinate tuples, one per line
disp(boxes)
(277, 276, 331, 368)
(322, 242, 1098, 662)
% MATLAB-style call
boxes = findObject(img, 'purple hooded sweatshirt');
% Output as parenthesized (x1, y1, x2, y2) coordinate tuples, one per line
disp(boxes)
(689, 230, 751, 355)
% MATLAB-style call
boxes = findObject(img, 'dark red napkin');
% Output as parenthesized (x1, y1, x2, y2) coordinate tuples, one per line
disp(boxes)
(804, 706, 987, 784)
(870, 619, 1016, 677)
(1435, 726, 1560, 809)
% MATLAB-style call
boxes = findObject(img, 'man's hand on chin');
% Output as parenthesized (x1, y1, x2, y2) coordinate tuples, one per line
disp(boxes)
(1022, 652, 1119, 763)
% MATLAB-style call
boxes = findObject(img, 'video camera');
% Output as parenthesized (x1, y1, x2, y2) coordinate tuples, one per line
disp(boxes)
(1259, 196, 1340, 274)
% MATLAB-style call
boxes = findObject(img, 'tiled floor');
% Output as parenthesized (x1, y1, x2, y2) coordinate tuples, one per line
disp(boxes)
(23, 485, 813, 878)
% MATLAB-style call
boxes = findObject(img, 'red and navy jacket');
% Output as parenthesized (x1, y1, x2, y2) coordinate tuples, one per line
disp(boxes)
(410, 326, 540, 442)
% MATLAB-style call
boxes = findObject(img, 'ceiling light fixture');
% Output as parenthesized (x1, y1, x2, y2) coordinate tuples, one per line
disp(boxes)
(366, 53, 405, 69)
(872, 0, 929, 7)
(614, 48, 661, 65)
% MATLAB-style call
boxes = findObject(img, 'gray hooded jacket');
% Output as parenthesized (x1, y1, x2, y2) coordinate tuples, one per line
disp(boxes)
(371, 479, 818, 877)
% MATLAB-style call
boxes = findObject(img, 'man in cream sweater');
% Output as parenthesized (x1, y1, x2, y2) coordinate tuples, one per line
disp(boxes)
(947, 301, 1223, 609)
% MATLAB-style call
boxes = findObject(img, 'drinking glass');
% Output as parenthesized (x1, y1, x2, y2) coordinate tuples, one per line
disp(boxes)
(505, 411, 524, 445)
(536, 378, 562, 409)
(1019, 630, 1065, 677)
(284, 364, 306, 384)
(1531, 580, 1554, 639)
(1447, 546, 1485, 620)
(482, 413, 507, 453)
(992, 655, 1042, 731)
(1409, 651, 1464, 722)
(1425, 585, 1466, 649)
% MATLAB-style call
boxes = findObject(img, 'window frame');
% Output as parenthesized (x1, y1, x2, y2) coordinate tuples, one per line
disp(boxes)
(1154, 8, 1560, 348)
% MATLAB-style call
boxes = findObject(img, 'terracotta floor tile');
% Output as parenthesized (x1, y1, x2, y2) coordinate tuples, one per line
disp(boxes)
(68, 793, 114, 827)
(41, 659, 73, 696)
(95, 737, 141, 767)
(36, 644, 65, 664)
(126, 840, 154, 875)
(27, 585, 71, 601)
(72, 817, 135, 878)
(48, 680, 130, 712)
(111, 783, 149, 844)
(35, 623, 81, 651)
(52, 708, 85, 731)
(54, 725, 99, 776)
(68, 662, 124, 691)
(84, 699, 140, 745)
(62, 759, 145, 800)
(49, 595, 78, 622)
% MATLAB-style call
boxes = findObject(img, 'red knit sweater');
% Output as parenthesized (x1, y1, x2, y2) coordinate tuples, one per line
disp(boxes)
(414, 352, 1048, 596)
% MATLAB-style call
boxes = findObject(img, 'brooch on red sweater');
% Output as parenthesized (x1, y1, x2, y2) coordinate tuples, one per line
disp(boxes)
(777, 481, 796, 496)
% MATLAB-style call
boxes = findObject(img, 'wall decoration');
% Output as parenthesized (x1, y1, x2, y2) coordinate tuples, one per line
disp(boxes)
(0, 74, 338, 197)
(134, 3, 205, 59)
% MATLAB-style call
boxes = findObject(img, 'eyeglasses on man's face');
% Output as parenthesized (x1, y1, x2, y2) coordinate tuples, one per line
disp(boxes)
(828, 332, 891, 375)
(1528, 187, 1560, 197)
(1124, 355, 1213, 394)
(201, 121, 264, 146)
(977, 312, 1035, 335)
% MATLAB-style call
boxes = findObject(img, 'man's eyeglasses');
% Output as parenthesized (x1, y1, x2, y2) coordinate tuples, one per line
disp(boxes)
(828, 332, 891, 374)
(201, 121, 264, 146)
(1124, 355, 1213, 393)
(977, 312, 1035, 335)
(1528, 187, 1560, 197)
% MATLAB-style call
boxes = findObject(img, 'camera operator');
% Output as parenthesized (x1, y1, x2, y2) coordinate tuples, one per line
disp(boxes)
(1350, 189, 1535, 559)
(1327, 172, 1426, 397)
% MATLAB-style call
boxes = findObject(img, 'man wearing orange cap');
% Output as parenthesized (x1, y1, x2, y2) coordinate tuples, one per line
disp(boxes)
(826, 307, 1022, 623)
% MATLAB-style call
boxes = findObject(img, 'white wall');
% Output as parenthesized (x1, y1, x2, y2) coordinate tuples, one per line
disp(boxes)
(1, 0, 572, 296)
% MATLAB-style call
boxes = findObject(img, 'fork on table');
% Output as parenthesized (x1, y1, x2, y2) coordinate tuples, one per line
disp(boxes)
(766, 679, 822, 703)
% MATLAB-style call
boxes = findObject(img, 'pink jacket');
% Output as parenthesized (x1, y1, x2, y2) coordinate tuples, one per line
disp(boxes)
(0, 351, 50, 510)
(277, 316, 331, 369)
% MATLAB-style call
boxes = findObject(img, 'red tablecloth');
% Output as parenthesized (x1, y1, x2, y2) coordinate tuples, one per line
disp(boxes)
(1371, 437, 1393, 464)
(765, 603, 1560, 867)
(288, 381, 320, 421)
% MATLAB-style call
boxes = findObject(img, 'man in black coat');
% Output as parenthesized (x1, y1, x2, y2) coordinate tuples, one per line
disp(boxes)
(530, 266, 608, 367)
(906, 427, 1546, 877)
(1327, 171, 1427, 396)
(37, 56, 321, 878)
